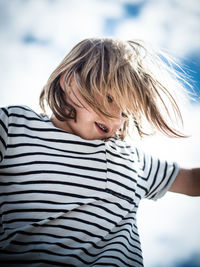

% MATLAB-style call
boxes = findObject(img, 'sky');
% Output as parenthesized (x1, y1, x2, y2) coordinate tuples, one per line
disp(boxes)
(0, 0, 200, 266)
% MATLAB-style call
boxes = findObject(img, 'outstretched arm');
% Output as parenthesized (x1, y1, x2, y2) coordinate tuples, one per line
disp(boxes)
(169, 168, 200, 196)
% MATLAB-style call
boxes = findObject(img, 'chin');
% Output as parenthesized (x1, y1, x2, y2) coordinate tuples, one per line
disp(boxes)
(77, 133, 97, 140)
(79, 134, 105, 141)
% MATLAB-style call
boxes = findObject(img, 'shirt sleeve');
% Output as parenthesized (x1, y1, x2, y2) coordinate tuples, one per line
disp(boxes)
(0, 107, 9, 162)
(136, 147, 180, 201)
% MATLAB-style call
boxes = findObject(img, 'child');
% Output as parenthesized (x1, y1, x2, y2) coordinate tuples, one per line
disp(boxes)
(0, 38, 199, 267)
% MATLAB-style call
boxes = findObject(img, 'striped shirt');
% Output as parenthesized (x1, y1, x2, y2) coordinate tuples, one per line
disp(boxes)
(0, 106, 179, 267)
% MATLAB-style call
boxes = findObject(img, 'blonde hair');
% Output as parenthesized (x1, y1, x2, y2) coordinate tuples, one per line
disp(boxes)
(40, 37, 187, 140)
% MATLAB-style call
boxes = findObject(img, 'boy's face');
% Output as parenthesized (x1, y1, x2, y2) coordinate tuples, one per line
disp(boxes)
(51, 77, 126, 140)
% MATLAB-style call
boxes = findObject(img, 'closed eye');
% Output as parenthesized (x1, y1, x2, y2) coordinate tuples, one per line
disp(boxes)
(106, 95, 113, 103)
(106, 94, 128, 118)
(121, 112, 128, 118)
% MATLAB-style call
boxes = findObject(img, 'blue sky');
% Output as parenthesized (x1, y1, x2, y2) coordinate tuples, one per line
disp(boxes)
(104, 1, 200, 102)
(0, 0, 200, 266)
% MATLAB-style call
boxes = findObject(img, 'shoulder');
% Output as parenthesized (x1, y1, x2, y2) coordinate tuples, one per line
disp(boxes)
(1, 105, 33, 118)
(0, 105, 49, 121)
(1, 105, 37, 115)
(0, 105, 51, 134)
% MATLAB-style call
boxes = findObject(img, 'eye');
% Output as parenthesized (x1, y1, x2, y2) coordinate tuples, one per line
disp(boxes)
(121, 112, 128, 118)
(106, 95, 113, 103)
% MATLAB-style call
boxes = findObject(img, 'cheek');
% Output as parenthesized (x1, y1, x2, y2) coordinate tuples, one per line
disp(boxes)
(76, 107, 96, 122)
(113, 120, 124, 131)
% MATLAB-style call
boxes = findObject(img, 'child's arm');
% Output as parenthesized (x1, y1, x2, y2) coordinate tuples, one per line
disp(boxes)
(169, 168, 200, 196)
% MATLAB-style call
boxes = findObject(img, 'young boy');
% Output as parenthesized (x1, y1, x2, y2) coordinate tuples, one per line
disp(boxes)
(0, 38, 199, 266)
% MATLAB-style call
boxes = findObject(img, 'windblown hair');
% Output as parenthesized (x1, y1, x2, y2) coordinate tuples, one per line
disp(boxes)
(40, 37, 187, 140)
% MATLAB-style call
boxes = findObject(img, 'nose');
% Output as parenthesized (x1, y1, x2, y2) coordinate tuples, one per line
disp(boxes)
(110, 115, 124, 127)
(98, 101, 126, 131)
(108, 108, 125, 130)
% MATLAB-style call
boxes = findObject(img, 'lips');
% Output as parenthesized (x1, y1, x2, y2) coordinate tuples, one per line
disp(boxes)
(95, 122, 110, 134)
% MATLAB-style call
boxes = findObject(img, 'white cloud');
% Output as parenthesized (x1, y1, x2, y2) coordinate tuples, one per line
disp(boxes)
(116, 0, 200, 57)
(0, 0, 124, 110)
(0, 0, 123, 47)
(137, 103, 200, 266)
(138, 194, 200, 267)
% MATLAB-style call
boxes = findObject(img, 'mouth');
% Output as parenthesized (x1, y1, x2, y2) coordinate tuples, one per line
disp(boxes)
(95, 122, 110, 134)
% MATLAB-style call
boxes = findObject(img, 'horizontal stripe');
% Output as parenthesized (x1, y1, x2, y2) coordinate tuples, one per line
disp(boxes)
(9, 239, 140, 263)
(107, 158, 137, 173)
(106, 188, 138, 204)
(7, 105, 36, 112)
(107, 168, 136, 182)
(0, 191, 132, 214)
(0, 169, 105, 178)
(1, 229, 142, 256)
(1, 248, 137, 267)
(8, 132, 105, 148)
(0, 199, 83, 208)
(0, 160, 106, 173)
(6, 112, 50, 122)
(1, 223, 140, 250)
(7, 142, 106, 156)
(106, 149, 134, 163)
(4, 151, 106, 163)
(0, 259, 76, 267)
